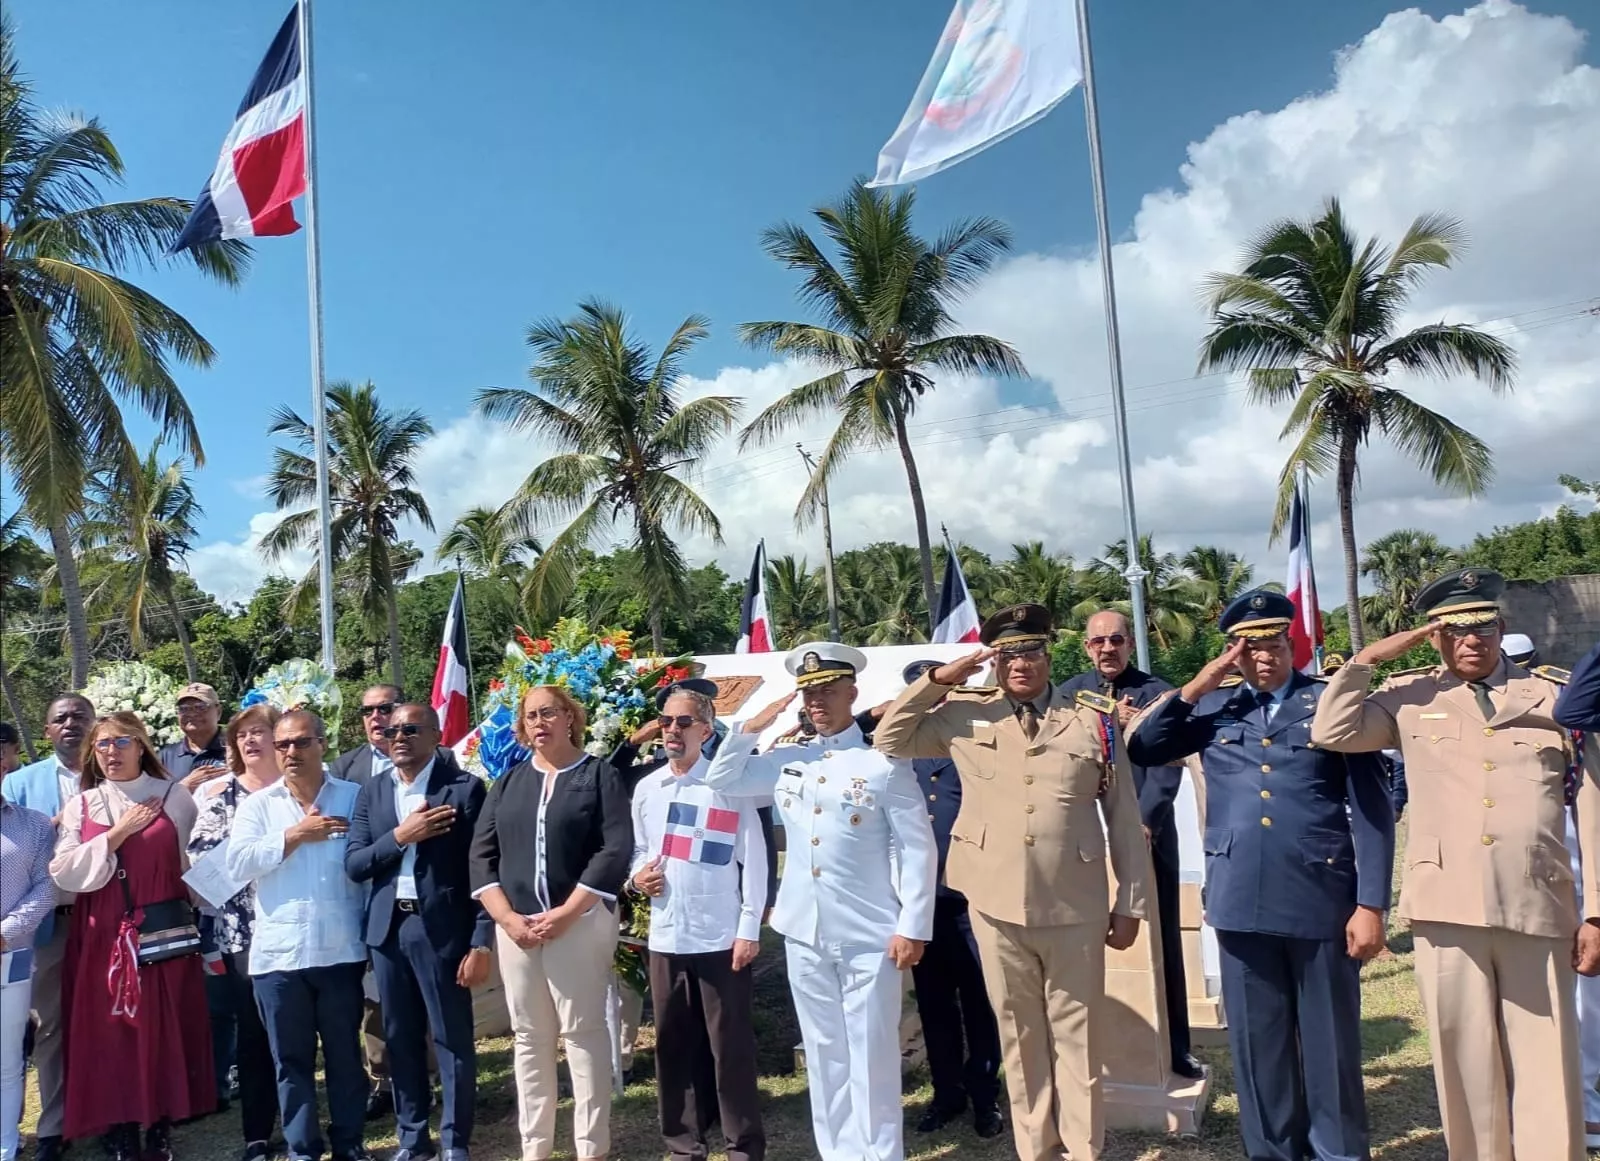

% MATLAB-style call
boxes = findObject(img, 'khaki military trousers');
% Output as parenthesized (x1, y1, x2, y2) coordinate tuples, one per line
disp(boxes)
(970, 910, 1105, 1161)
(1412, 921, 1583, 1161)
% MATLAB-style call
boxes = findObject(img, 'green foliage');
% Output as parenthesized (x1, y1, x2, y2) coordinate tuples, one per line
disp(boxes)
(1464, 503, 1600, 581)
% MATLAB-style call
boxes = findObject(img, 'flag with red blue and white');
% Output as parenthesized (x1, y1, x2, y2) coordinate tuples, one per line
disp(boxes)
(1285, 476, 1323, 672)
(171, 5, 306, 251)
(932, 544, 981, 645)
(735, 541, 773, 654)
(661, 801, 739, 866)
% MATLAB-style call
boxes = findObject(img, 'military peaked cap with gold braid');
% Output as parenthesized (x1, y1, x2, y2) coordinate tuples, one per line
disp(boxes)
(979, 603, 1054, 652)
(1219, 588, 1295, 639)
(784, 641, 868, 689)
(1413, 567, 1504, 627)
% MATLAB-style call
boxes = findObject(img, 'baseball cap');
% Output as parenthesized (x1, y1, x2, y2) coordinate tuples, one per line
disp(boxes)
(177, 682, 220, 706)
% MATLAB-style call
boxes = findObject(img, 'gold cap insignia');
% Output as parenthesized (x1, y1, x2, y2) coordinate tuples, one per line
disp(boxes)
(803, 652, 820, 673)
(1461, 571, 1477, 589)
(1250, 593, 1267, 610)
(1010, 608, 1026, 626)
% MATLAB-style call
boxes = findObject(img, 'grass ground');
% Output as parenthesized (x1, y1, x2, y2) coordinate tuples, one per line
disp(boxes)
(21, 916, 1451, 1160)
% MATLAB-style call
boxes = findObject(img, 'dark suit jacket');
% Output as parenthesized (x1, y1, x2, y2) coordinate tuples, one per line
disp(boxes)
(1128, 671, 1394, 941)
(469, 754, 633, 915)
(345, 750, 493, 961)
(914, 756, 966, 900)
(1556, 640, 1600, 732)
(1058, 666, 1182, 833)
(331, 744, 382, 788)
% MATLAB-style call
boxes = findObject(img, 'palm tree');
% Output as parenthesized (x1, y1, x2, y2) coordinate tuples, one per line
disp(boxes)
(1081, 536, 1207, 648)
(437, 505, 542, 577)
(739, 181, 1026, 633)
(1197, 198, 1514, 649)
(261, 382, 434, 685)
(1359, 528, 1459, 636)
(0, 33, 249, 684)
(1181, 545, 1255, 621)
(991, 541, 1079, 628)
(81, 445, 205, 680)
(835, 543, 929, 645)
(475, 300, 739, 652)
(764, 554, 829, 647)
(0, 510, 48, 757)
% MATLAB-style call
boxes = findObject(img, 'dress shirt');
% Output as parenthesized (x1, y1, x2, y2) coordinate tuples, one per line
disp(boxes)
(629, 757, 765, 953)
(391, 758, 432, 901)
(56, 767, 79, 811)
(0, 800, 57, 948)
(370, 745, 393, 780)
(226, 776, 366, 975)
(158, 731, 228, 779)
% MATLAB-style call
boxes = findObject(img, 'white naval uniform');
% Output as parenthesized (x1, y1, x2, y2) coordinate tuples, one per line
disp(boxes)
(704, 722, 936, 1161)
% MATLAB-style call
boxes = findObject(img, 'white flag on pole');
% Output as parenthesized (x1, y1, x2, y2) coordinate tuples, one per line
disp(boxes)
(869, 0, 1083, 188)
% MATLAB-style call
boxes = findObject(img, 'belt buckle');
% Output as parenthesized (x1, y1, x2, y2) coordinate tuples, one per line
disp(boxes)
(397, 899, 418, 914)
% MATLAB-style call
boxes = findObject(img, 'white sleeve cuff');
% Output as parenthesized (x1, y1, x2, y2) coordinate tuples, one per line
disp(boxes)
(577, 882, 618, 903)
(469, 882, 499, 901)
(735, 914, 762, 943)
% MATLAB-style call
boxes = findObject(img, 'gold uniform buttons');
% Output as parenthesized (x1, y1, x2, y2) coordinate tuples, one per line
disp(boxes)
(1325, 857, 1335, 864)
(1481, 835, 1495, 846)
(1024, 804, 1035, 814)
(928, 794, 937, 802)
(930, 774, 939, 783)
(1261, 817, 1273, 827)
(1483, 761, 1495, 772)
(1261, 738, 1273, 747)
(850, 813, 861, 826)
(811, 837, 820, 846)
(1261, 764, 1272, 773)
(1023, 775, 1035, 785)
(813, 806, 823, 815)
(927, 813, 934, 823)
(1024, 835, 1036, 846)
(1482, 727, 1495, 737)
(1260, 790, 1272, 800)
(817, 775, 827, 784)
(1482, 798, 1495, 808)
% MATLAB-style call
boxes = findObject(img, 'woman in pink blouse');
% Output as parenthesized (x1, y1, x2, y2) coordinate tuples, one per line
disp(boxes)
(50, 712, 214, 1161)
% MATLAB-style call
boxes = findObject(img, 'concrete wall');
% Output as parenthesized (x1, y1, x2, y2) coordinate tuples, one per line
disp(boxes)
(1502, 574, 1600, 667)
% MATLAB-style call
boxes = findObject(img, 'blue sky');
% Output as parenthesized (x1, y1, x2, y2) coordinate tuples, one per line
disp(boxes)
(11, 1, 1600, 598)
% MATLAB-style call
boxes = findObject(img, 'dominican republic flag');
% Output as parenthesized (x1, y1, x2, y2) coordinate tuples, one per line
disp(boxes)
(736, 541, 773, 654)
(932, 545, 981, 644)
(1285, 476, 1323, 672)
(661, 801, 739, 866)
(430, 576, 472, 747)
(171, 6, 306, 252)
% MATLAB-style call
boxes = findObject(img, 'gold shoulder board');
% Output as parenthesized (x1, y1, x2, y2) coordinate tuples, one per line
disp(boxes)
(1219, 675, 1245, 688)
(947, 685, 1002, 701)
(1532, 664, 1571, 685)
(1075, 689, 1117, 715)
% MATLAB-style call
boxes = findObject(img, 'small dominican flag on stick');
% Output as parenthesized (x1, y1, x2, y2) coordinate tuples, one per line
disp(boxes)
(171, 5, 307, 251)
(735, 541, 773, 654)
(932, 533, 981, 645)
(661, 802, 739, 866)
(1285, 474, 1323, 672)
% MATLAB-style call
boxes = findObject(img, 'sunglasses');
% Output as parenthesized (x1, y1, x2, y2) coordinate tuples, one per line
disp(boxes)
(1442, 624, 1500, 640)
(273, 736, 323, 753)
(524, 706, 566, 722)
(998, 646, 1047, 661)
(359, 702, 397, 718)
(1087, 634, 1128, 648)
(378, 724, 425, 739)
(93, 736, 136, 753)
(657, 714, 702, 731)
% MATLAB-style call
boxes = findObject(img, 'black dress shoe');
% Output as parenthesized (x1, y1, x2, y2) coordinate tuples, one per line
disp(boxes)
(974, 1104, 1006, 1138)
(142, 1122, 174, 1161)
(915, 1102, 966, 1133)
(1172, 1053, 1206, 1080)
(35, 1136, 67, 1161)
(365, 1087, 393, 1121)
(240, 1142, 273, 1161)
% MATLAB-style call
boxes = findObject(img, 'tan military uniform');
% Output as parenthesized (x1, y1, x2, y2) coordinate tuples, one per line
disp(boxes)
(876, 673, 1149, 1161)
(1312, 658, 1600, 1161)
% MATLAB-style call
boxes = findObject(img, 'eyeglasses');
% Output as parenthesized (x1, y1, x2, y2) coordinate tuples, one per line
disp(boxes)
(177, 703, 215, 716)
(93, 736, 135, 753)
(273, 736, 323, 753)
(998, 646, 1047, 661)
(1087, 634, 1127, 648)
(359, 702, 396, 718)
(378, 724, 424, 739)
(657, 714, 702, 731)
(524, 706, 566, 722)
(1442, 624, 1500, 640)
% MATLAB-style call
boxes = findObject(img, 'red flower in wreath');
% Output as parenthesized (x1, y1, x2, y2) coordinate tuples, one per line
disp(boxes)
(655, 664, 691, 688)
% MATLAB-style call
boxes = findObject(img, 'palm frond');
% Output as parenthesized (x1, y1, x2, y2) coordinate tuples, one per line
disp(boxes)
(1368, 324, 1515, 391)
(1371, 390, 1495, 496)
(737, 370, 852, 451)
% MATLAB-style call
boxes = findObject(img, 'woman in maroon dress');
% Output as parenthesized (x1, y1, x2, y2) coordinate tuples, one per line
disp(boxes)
(50, 712, 214, 1161)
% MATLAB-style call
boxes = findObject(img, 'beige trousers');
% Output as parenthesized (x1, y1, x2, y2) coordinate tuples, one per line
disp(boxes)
(496, 904, 618, 1160)
(970, 910, 1105, 1161)
(1412, 921, 1584, 1161)
(30, 921, 69, 1139)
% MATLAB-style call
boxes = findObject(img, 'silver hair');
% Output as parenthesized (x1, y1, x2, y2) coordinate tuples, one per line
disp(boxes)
(664, 689, 717, 724)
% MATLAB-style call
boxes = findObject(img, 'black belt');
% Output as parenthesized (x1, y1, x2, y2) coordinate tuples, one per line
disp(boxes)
(396, 899, 419, 914)
(55, 905, 73, 917)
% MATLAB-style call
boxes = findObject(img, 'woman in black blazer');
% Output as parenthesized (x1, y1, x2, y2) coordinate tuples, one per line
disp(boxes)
(469, 684, 631, 1161)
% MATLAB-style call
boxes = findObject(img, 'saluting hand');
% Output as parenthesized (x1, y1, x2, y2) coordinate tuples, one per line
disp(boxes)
(1178, 639, 1249, 704)
(1576, 921, 1600, 977)
(741, 693, 797, 735)
(1352, 621, 1441, 668)
(930, 648, 995, 687)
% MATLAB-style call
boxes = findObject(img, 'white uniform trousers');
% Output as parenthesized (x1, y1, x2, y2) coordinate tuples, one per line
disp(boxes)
(785, 938, 905, 1161)
(1567, 810, 1600, 1126)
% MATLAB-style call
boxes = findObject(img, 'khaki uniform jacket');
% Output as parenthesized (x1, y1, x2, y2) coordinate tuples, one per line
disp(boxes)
(875, 673, 1149, 929)
(1310, 659, 1600, 940)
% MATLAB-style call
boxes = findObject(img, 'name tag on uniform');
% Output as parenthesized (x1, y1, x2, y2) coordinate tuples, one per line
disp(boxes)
(973, 720, 993, 730)
(1420, 713, 1449, 720)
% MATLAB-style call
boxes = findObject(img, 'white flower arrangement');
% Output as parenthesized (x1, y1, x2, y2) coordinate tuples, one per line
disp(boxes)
(81, 662, 184, 746)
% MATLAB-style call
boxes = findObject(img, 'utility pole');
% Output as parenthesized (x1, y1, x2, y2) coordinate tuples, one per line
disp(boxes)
(797, 444, 841, 640)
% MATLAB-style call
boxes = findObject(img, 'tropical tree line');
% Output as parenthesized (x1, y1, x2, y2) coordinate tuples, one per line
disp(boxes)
(1, 27, 1552, 730)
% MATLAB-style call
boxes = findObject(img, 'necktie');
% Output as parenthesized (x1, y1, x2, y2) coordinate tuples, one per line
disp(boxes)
(1469, 681, 1496, 722)
(1255, 689, 1275, 729)
(1019, 703, 1040, 741)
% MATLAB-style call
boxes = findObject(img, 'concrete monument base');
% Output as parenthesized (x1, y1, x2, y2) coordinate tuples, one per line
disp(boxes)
(1105, 1069, 1212, 1136)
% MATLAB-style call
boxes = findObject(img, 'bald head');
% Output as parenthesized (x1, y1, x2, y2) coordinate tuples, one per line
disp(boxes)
(1083, 610, 1134, 680)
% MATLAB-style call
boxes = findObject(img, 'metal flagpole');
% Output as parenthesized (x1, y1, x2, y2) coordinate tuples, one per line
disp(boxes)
(296, 0, 337, 672)
(797, 444, 841, 640)
(1301, 465, 1324, 675)
(1074, 0, 1151, 673)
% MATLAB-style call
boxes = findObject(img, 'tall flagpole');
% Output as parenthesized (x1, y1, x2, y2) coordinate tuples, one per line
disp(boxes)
(1074, 0, 1151, 673)
(296, 0, 337, 672)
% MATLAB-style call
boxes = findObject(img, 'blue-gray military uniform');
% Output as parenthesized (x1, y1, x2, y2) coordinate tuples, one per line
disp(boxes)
(704, 643, 937, 1161)
(895, 661, 1003, 1134)
(1129, 591, 1395, 1161)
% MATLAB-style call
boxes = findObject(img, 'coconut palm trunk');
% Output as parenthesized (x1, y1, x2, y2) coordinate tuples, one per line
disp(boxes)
(164, 587, 200, 682)
(893, 411, 938, 636)
(1337, 432, 1365, 651)
(47, 517, 92, 687)
(1, 665, 38, 761)
(386, 587, 404, 690)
